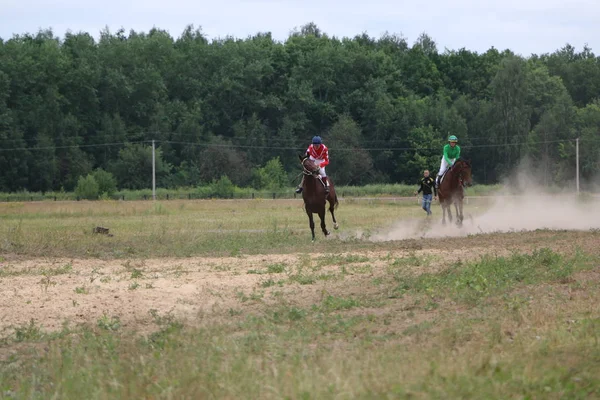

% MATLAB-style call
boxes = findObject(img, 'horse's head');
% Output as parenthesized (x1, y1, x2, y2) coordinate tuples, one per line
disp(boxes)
(300, 154, 320, 176)
(454, 158, 473, 187)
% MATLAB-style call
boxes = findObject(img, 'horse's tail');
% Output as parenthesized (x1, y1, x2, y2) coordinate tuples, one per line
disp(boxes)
(328, 179, 339, 209)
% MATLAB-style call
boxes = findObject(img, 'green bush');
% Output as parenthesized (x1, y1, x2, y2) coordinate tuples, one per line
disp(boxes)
(92, 169, 117, 196)
(210, 176, 235, 199)
(252, 157, 288, 191)
(74, 175, 99, 200)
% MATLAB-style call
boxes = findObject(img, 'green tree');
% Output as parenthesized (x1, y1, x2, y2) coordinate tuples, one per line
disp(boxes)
(109, 144, 171, 190)
(574, 101, 600, 183)
(2, 24, 600, 191)
(326, 115, 374, 185)
(197, 137, 252, 186)
(543, 44, 600, 107)
(398, 125, 444, 182)
(489, 56, 531, 179)
(29, 134, 58, 192)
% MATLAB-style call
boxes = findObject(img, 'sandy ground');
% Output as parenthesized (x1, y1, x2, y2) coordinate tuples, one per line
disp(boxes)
(1, 229, 598, 336)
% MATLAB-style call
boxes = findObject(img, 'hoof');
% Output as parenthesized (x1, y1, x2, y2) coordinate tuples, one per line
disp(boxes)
(334, 223, 339, 230)
(324, 231, 330, 236)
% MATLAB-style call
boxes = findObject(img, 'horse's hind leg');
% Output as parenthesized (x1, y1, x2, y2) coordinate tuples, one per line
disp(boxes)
(318, 209, 330, 236)
(329, 200, 339, 230)
(447, 205, 453, 224)
(307, 210, 316, 241)
(454, 202, 460, 226)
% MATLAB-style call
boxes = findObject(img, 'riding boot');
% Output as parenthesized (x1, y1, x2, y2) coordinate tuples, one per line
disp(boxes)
(323, 177, 330, 194)
(295, 176, 304, 193)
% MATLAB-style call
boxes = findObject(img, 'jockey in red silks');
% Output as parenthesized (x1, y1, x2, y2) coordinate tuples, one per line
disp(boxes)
(295, 135, 330, 194)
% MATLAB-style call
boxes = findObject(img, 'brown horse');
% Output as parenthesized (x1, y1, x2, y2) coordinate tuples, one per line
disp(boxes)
(437, 158, 473, 226)
(299, 155, 339, 240)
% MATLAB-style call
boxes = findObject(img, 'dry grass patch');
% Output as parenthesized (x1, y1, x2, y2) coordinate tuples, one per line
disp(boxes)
(1, 248, 599, 398)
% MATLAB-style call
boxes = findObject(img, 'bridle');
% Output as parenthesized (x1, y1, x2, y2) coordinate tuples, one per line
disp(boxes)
(301, 157, 320, 177)
(453, 161, 471, 188)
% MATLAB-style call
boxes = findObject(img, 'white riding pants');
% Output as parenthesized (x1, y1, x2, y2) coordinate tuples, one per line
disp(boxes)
(438, 157, 455, 177)
(310, 158, 327, 177)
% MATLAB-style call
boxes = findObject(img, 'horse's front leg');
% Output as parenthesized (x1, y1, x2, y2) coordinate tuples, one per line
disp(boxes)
(307, 210, 316, 241)
(442, 205, 447, 225)
(457, 199, 464, 226)
(318, 209, 329, 236)
(447, 204, 453, 224)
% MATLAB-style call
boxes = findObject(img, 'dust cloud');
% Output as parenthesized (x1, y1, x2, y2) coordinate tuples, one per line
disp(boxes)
(368, 161, 600, 242)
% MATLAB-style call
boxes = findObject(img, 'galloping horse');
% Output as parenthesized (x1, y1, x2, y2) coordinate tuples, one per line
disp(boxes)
(437, 158, 473, 226)
(299, 155, 339, 240)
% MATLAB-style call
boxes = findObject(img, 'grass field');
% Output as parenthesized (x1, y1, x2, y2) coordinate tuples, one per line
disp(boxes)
(0, 183, 505, 202)
(0, 198, 599, 399)
(0, 197, 498, 259)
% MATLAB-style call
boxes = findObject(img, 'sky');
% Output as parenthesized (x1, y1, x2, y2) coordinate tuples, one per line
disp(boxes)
(1, 0, 599, 56)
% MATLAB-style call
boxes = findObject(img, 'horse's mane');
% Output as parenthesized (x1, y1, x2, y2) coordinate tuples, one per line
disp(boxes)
(455, 157, 471, 167)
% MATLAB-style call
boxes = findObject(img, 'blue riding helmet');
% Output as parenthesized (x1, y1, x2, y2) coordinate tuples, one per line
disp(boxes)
(312, 136, 322, 145)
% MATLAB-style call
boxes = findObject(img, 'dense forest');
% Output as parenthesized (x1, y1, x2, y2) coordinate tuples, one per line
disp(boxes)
(0, 23, 599, 194)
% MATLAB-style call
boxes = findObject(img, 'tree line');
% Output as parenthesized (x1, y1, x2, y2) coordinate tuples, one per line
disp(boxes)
(1, 22, 599, 194)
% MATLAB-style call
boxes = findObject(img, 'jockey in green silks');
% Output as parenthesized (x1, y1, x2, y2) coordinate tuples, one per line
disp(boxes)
(435, 135, 461, 188)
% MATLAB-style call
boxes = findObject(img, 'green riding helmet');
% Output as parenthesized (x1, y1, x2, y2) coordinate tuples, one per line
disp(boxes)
(448, 135, 458, 142)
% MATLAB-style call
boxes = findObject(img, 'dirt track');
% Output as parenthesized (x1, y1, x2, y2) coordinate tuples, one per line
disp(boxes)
(1, 229, 598, 335)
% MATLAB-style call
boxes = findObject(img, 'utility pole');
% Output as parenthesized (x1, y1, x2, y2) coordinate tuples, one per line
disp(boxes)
(544, 130, 548, 187)
(152, 140, 156, 200)
(575, 137, 580, 194)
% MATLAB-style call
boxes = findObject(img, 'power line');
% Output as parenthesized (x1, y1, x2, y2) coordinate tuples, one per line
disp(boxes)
(0, 137, 597, 153)
(0, 130, 590, 145)
(121, 131, 595, 144)
(0, 140, 151, 152)
(160, 138, 589, 152)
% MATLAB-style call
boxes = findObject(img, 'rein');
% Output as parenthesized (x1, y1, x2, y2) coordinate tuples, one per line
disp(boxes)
(300, 158, 326, 189)
(453, 162, 468, 188)
(444, 162, 467, 190)
(301, 159, 319, 176)
(457, 168, 465, 188)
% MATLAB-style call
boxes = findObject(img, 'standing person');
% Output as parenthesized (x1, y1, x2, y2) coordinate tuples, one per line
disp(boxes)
(415, 170, 437, 216)
(295, 136, 330, 194)
(436, 135, 461, 189)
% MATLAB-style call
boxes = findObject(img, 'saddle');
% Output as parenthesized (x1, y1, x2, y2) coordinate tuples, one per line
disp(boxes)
(439, 165, 452, 186)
